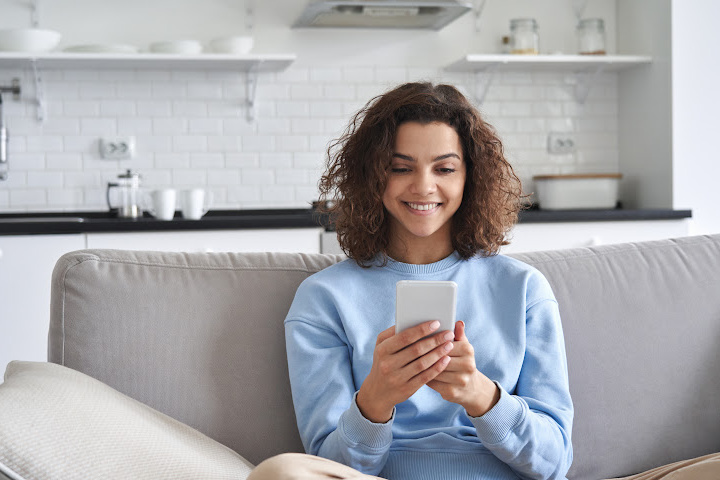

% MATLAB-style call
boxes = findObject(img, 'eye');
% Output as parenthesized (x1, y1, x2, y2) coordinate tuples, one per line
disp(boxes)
(437, 167, 456, 174)
(390, 166, 410, 174)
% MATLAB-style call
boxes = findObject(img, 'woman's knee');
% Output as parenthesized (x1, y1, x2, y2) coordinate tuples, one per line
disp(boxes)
(248, 453, 307, 480)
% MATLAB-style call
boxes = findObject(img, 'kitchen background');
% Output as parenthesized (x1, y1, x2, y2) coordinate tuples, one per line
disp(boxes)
(0, 0, 719, 235)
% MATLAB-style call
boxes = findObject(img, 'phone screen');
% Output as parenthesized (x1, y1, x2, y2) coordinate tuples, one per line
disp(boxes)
(395, 280, 457, 335)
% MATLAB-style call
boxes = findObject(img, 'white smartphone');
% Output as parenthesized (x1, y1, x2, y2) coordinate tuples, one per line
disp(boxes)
(395, 280, 457, 335)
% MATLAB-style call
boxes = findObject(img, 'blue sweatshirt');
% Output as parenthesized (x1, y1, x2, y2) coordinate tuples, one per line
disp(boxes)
(285, 252, 573, 480)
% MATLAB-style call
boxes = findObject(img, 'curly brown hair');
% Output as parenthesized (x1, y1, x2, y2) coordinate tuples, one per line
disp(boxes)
(318, 82, 523, 265)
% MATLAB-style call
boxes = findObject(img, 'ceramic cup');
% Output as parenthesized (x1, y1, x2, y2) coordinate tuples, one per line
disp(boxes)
(180, 188, 212, 220)
(147, 189, 176, 221)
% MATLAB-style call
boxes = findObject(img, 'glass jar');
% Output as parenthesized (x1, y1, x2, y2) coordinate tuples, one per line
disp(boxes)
(577, 18, 606, 55)
(510, 18, 539, 55)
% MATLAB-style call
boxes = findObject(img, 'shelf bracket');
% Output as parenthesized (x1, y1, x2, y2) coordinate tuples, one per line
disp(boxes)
(573, 65, 605, 104)
(473, 0, 488, 32)
(31, 0, 40, 28)
(471, 63, 499, 105)
(245, 0, 255, 33)
(245, 63, 259, 122)
(30, 59, 47, 122)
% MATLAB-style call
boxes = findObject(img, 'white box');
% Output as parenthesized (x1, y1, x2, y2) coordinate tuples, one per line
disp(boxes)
(533, 174, 621, 210)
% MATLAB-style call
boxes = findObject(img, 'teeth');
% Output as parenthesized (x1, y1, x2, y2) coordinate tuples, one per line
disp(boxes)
(407, 203, 439, 211)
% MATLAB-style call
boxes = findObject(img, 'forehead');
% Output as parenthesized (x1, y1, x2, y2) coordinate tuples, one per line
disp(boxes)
(393, 121, 463, 157)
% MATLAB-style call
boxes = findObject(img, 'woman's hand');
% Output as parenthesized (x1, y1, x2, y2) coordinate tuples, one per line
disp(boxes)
(356, 321, 455, 423)
(427, 321, 500, 418)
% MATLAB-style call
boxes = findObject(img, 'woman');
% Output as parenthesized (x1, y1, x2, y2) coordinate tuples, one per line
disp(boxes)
(250, 82, 574, 479)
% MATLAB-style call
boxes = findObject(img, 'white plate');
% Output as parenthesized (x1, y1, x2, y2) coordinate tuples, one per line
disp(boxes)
(149, 40, 202, 55)
(208, 36, 253, 54)
(63, 44, 139, 54)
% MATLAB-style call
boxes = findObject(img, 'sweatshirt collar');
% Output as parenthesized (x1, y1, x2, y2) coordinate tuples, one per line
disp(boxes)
(382, 251, 463, 274)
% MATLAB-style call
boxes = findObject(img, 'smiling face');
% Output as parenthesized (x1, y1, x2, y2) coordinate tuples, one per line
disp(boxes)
(382, 121, 466, 263)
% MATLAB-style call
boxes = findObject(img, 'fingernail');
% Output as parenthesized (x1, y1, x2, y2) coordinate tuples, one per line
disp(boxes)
(443, 331, 454, 341)
(430, 321, 440, 330)
(441, 356, 451, 366)
(444, 342, 453, 352)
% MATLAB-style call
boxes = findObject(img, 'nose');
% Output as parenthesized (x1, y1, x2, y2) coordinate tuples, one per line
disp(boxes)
(410, 170, 437, 196)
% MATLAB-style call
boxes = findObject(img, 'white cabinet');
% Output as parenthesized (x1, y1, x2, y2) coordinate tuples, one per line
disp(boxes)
(86, 228, 322, 253)
(0, 234, 86, 373)
(501, 219, 690, 254)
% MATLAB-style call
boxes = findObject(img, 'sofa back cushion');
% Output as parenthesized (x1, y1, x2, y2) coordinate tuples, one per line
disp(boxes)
(49, 235, 720, 478)
(512, 235, 720, 479)
(50, 250, 343, 466)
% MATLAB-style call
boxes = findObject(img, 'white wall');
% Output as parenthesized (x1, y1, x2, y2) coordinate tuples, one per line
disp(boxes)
(671, 0, 720, 235)
(0, 0, 627, 212)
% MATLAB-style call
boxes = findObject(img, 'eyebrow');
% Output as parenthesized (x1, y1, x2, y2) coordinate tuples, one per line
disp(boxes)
(391, 153, 461, 162)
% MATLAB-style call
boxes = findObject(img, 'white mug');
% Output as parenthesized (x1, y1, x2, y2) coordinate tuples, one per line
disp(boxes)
(180, 188, 212, 220)
(147, 189, 176, 221)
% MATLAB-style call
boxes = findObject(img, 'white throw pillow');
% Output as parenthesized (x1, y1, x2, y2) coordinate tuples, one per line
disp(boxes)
(0, 361, 254, 480)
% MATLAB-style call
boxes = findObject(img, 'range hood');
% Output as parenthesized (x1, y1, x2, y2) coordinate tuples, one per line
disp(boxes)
(293, 1, 473, 30)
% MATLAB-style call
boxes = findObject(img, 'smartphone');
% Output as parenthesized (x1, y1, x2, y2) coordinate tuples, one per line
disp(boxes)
(395, 280, 457, 335)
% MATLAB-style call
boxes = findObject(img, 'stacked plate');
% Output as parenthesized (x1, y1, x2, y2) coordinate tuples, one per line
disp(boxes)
(63, 44, 139, 54)
(149, 40, 203, 54)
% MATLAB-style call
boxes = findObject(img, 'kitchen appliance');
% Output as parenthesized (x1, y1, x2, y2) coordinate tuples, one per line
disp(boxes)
(293, 0, 472, 29)
(106, 170, 144, 218)
(533, 173, 621, 210)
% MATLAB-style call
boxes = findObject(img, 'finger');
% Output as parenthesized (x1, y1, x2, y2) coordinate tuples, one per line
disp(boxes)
(454, 320, 467, 342)
(408, 354, 451, 389)
(388, 320, 442, 353)
(376, 325, 397, 346)
(402, 340, 454, 381)
(429, 370, 465, 385)
(396, 329, 455, 367)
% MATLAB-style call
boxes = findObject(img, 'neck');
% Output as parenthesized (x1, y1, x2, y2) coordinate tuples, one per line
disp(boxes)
(386, 235, 455, 265)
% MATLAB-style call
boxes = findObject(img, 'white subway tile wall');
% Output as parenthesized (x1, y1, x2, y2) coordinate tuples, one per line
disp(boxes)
(0, 66, 618, 212)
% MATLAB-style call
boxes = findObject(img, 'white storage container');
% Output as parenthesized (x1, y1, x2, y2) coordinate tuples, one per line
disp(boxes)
(533, 173, 621, 210)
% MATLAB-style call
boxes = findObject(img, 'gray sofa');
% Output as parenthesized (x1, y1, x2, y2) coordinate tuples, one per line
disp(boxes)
(1, 235, 719, 480)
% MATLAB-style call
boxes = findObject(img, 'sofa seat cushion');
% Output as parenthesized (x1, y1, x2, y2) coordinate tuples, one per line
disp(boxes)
(0, 361, 254, 480)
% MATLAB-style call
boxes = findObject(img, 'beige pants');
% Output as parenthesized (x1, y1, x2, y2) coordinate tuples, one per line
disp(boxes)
(247, 452, 720, 480)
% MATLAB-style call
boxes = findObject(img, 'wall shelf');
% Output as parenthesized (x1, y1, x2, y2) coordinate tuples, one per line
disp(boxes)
(445, 54, 652, 104)
(0, 52, 296, 71)
(0, 52, 296, 122)
(445, 54, 652, 73)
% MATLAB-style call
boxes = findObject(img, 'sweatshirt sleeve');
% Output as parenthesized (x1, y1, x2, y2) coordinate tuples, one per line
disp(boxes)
(285, 316, 393, 475)
(469, 297, 574, 480)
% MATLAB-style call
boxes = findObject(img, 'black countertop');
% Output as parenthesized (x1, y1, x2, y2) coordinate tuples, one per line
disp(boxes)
(0, 207, 692, 236)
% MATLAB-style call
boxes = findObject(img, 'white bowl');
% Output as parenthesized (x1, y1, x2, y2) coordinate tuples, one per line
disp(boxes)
(209, 36, 253, 54)
(0, 28, 61, 53)
(149, 40, 202, 55)
(533, 174, 622, 210)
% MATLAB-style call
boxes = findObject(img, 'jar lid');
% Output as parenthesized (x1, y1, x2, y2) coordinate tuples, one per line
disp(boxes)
(510, 18, 538, 28)
(577, 18, 604, 29)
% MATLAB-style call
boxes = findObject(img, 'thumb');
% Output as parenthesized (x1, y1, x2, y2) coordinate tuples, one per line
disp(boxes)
(454, 320, 467, 342)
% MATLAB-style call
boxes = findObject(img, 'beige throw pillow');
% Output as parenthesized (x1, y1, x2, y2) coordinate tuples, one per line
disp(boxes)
(0, 361, 254, 480)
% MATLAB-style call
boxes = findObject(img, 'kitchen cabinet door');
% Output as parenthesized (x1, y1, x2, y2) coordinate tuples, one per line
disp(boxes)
(85, 228, 322, 253)
(0, 234, 86, 375)
(501, 219, 690, 254)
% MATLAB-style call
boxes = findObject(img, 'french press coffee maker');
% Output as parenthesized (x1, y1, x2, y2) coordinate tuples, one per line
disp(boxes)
(106, 169, 143, 218)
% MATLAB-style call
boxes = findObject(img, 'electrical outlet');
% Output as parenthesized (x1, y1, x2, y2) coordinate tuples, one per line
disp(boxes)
(547, 132, 576, 154)
(99, 136, 136, 160)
